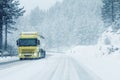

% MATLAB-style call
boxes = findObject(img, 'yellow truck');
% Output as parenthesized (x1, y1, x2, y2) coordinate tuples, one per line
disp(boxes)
(16, 32, 46, 60)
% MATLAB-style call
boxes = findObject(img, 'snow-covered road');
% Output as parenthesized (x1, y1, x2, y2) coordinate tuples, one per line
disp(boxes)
(0, 53, 101, 80)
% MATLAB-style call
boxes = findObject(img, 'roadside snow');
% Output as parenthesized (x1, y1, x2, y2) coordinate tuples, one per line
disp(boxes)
(0, 56, 19, 63)
(0, 46, 120, 80)
(0, 53, 100, 80)
(97, 27, 120, 55)
(67, 45, 120, 80)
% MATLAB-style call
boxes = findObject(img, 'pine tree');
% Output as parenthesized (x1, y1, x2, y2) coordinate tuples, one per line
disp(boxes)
(102, 0, 120, 29)
(0, 0, 25, 51)
(0, 0, 4, 51)
(112, 0, 120, 30)
(102, 0, 114, 26)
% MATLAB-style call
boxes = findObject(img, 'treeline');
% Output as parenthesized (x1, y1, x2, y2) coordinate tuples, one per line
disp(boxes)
(20, 0, 103, 48)
(11, 0, 120, 49)
(102, 0, 120, 30)
(0, 0, 120, 52)
(0, 0, 25, 54)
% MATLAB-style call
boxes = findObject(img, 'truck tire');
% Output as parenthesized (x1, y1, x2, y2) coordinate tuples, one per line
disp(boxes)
(43, 51, 46, 58)
(20, 58, 23, 60)
(40, 49, 45, 58)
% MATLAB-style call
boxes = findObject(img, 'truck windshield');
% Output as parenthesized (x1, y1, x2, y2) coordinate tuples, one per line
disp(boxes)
(18, 38, 38, 46)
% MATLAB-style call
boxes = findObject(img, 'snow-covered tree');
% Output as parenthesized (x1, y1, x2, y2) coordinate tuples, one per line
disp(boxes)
(102, 0, 114, 26)
(15, 0, 103, 49)
(102, 0, 120, 28)
(39, 0, 103, 48)
(0, 0, 25, 51)
(0, 0, 4, 50)
(29, 7, 45, 26)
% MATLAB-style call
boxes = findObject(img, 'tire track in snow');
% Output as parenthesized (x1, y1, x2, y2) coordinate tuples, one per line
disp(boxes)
(69, 57, 101, 80)
(30, 55, 63, 80)
(42, 55, 101, 80)
(0, 54, 102, 80)
(68, 57, 81, 80)
(48, 55, 101, 80)
(42, 59, 62, 80)
(31, 54, 101, 80)
(59, 56, 70, 80)
(50, 56, 67, 80)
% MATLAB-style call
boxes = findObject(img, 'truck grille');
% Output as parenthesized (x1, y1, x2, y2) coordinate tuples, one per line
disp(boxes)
(21, 49, 35, 53)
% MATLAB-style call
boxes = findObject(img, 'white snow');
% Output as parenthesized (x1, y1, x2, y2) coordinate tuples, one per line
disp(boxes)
(0, 52, 100, 80)
(0, 45, 120, 80)
(0, 56, 19, 63)
(97, 27, 120, 54)
(67, 45, 120, 80)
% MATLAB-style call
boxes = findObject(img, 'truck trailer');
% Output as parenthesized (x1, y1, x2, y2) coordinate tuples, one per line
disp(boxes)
(16, 32, 46, 60)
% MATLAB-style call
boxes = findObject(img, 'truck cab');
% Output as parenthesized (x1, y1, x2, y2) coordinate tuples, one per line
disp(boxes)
(17, 32, 46, 60)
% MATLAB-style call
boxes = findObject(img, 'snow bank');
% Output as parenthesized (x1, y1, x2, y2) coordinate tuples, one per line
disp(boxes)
(97, 27, 120, 55)
(0, 56, 19, 63)
(67, 45, 120, 80)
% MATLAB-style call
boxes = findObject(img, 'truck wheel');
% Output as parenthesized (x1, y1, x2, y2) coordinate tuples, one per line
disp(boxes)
(40, 49, 45, 58)
(41, 51, 45, 58)
(20, 58, 23, 60)
(43, 51, 46, 58)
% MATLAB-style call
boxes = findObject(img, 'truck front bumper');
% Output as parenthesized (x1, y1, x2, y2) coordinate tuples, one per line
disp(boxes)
(19, 53, 39, 59)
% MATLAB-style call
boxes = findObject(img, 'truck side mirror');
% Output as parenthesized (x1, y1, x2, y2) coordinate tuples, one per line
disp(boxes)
(16, 40, 19, 46)
(37, 40, 40, 45)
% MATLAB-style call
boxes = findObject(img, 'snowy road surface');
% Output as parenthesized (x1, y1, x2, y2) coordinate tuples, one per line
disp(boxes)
(0, 53, 101, 80)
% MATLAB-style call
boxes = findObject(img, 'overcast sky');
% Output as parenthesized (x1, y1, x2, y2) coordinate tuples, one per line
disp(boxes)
(19, 0, 63, 14)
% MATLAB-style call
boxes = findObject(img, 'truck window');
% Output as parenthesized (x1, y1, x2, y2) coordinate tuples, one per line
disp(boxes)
(18, 38, 38, 46)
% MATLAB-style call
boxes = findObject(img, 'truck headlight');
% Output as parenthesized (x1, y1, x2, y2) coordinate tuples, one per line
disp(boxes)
(34, 53, 37, 56)
(19, 53, 22, 56)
